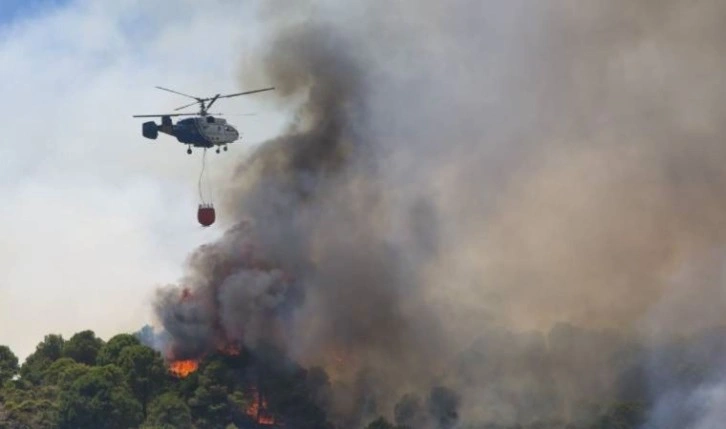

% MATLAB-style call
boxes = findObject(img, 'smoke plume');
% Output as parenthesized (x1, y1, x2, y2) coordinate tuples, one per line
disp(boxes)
(153, 0, 726, 427)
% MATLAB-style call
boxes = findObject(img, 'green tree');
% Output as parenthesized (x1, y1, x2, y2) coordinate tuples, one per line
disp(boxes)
(62, 330, 104, 365)
(42, 357, 89, 386)
(35, 334, 65, 361)
(141, 392, 193, 429)
(0, 384, 59, 429)
(96, 334, 141, 366)
(0, 345, 19, 385)
(20, 334, 65, 384)
(117, 344, 167, 418)
(189, 384, 231, 428)
(57, 364, 142, 429)
(187, 359, 235, 428)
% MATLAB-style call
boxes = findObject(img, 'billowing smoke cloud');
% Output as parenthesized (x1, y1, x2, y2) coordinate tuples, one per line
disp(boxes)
(153, 0, 726, 427)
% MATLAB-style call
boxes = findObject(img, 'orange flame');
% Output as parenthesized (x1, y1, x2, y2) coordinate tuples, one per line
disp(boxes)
(246, 395, 260, 418)
(168, 360, 199, 378)
(246, 387, 276, 426)
(258, 414, 276, 426)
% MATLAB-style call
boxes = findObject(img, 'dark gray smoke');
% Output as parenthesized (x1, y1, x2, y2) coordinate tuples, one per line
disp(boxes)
(154, 15, 449, 425)
(153, 0, 726, 427)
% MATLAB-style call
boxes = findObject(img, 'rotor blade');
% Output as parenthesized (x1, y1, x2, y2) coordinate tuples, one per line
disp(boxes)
(132, 113, 199, 118)
(218, 87, 275, 99)
(173, 100, 202, 111)
(155, 86, 200, 100)
(132, 113, 224, 117)
(206, 94, 221, 111)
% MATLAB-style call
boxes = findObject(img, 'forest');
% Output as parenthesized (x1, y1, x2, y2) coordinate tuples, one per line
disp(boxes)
(4, 324, 720, 429)
(0, 329, 336, 429)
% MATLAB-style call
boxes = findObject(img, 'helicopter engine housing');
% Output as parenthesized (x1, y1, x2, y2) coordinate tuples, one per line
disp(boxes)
(142, 121, 158, 139)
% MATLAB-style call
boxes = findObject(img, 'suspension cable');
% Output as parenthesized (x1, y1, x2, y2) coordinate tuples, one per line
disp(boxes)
(198, 148, 208, 204)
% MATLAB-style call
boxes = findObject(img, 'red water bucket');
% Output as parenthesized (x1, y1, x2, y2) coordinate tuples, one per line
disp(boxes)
(197, 204, 216, 227)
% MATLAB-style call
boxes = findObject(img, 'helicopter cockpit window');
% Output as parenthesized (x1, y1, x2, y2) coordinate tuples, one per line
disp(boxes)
(206, 116, 214, 124)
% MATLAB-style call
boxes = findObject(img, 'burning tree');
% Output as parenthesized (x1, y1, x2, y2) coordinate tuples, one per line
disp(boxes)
(245, 386, 277, 426)
(155, 342, 333, 429)
(168, 360, 200, 378)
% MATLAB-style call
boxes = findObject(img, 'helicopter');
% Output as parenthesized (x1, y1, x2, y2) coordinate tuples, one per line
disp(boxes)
(133, 86, 274, 154)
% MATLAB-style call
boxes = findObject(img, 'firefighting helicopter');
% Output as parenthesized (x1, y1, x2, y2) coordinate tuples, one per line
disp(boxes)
(132, 85, 275, 154)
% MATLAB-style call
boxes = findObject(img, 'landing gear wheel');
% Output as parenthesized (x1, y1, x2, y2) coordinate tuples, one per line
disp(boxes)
(223, 146, 228, 152)
(187, 147, 192, 155)
(216, 148, 220, 154)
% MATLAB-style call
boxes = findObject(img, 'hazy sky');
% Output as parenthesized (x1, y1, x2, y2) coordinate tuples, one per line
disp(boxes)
(0, 0, 286, 360)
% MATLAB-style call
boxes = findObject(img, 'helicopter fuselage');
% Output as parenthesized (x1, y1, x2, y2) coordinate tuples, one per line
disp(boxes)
(142, 115, 239, 148)
(133, 84, 274, 153)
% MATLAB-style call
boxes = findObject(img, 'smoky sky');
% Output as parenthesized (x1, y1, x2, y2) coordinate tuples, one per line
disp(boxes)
(154, 0, 726, 426)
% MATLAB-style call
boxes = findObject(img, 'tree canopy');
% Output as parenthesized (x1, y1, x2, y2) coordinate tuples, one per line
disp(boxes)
(57, 365, 143, 429)
(0, 345, 19, 385)
(19, 334, 65, 384)
(96, 334, 141, 366)
(62, 330, 104, 366)
(0, 331, 333, 429)
(0, 327, 713, 429)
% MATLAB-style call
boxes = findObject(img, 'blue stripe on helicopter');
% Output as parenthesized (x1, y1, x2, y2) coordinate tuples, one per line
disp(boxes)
(174, 121, 211, 146)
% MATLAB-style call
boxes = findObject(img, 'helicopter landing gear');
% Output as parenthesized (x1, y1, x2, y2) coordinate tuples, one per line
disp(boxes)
(187, 147, 192, 155)
(223, 145, 228, 152)
(216, 147, 221, 154)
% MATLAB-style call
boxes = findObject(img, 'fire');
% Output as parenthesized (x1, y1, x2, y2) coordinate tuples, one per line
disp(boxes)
(258, 414, 276, 426)
(246, 387, 276, 426)
(218, 343, 241, 356)
(168, 360, 199, 378)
